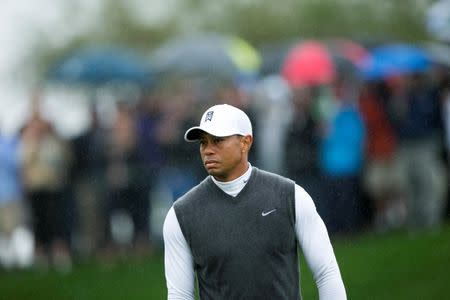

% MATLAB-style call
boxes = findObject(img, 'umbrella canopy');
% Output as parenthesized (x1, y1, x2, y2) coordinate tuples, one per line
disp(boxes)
(326, 38, 370, 67)
(259, 39, 300, 76)
(48, 46, 152, 86)
(361, 44, 431, 80)
(281, 40, 336, 87)
(426, 0, 450, 43)
(151, 33, 261, 83)
(425, 42, 450, 67)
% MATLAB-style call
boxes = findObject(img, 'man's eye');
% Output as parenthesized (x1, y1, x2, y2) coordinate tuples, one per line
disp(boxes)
(213, 138, 224, 144)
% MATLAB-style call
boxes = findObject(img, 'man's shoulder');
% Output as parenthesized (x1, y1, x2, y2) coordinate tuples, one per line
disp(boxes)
(174, 176, 211, 208)
(253, 167, 294, 185)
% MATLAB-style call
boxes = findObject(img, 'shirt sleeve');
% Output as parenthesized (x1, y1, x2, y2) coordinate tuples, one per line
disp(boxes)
(163, 206, 195, 300)
(294, 185, 347, 300)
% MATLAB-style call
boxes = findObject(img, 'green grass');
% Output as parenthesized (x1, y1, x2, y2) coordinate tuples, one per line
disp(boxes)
(1, 224, 449, 300)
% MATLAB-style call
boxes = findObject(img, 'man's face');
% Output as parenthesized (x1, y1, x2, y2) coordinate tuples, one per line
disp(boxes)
(198, 133, 251, 182)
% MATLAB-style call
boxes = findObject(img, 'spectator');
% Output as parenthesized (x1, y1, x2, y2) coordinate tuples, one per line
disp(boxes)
(135, 94, 166, 244)
(69, 105, 108, 257)
(249, 74, 293, 174)
(283, 86, 323, 204)
(430, 64, 450, 219)
(156, 81, 204, 201)
(100, 102, 152, 257)
(318, 81, 366, 235)
(20, 109, 73, 272)
(0, 128, 29, 269)
(386, 73, 447, 230)
(359, 81, 406, 232)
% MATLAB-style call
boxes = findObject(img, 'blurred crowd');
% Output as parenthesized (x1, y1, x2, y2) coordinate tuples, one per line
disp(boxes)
(0, 36, 449, 273)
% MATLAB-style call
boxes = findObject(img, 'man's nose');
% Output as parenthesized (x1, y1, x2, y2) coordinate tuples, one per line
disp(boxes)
(202, 142, 215, 155)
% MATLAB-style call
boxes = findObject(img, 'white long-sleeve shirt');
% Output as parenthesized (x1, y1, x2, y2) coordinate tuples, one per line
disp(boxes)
(163, 166, 347, 299)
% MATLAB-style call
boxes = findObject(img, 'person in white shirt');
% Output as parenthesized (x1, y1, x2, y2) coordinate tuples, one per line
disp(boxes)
(163, 103, 347, 299)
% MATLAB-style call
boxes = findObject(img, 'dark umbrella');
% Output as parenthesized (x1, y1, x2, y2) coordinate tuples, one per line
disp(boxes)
(48, 46, 152, 86)
(259, 39, 300, 76)
(151, 33, 261, 84)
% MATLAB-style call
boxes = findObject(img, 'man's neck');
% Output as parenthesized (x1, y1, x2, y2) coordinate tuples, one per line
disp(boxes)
(211, 163, 252, 197)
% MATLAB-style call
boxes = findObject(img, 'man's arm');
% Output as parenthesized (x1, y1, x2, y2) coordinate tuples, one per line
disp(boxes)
(294, 185, 347, 300)
(163, 206, 195, 300)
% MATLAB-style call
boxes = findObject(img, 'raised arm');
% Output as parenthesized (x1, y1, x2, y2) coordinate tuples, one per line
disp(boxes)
(294, 185, 347, 300)
(163, 206, 195, 300)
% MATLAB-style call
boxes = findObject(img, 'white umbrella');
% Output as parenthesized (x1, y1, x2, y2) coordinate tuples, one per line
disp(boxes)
(426, 0, 450, 42)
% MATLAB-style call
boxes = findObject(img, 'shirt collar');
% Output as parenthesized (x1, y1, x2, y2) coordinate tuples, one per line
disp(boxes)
(210, 162, 252, 197)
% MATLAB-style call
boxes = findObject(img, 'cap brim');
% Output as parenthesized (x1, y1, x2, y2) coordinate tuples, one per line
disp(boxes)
(184, 127, 237, 142)
(184, 127, 206, 142)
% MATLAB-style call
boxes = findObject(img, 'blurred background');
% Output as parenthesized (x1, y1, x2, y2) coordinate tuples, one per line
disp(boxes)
(0, 0, 450, 299)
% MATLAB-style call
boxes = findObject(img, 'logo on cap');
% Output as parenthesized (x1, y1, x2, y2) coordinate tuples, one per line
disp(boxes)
(205, 111, 214, 122)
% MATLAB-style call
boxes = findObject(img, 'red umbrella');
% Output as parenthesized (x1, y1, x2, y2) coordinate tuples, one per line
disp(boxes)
(327, 38, 370, 67)
(281, 40, 335, 87)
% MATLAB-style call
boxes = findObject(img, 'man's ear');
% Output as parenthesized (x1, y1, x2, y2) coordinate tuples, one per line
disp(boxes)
(241, 135, 253, 153)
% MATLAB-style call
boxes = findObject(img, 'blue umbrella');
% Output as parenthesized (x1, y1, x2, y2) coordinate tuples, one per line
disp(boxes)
(361, 44, 431, 80)
(48, 46, 152, 86)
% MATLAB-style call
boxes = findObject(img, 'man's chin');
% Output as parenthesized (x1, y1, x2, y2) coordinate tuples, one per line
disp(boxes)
(206, 168, 222, 177)
(206, 168, 218, 175)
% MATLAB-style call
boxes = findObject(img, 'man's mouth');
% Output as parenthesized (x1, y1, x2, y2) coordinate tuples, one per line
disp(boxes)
(204, 160, 219, 167)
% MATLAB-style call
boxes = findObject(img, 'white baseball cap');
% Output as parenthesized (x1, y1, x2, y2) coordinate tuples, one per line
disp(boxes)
(184, 104, 253, 142)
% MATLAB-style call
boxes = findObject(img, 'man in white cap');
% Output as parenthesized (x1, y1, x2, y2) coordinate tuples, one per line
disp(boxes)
(163, 104, 347, 299)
